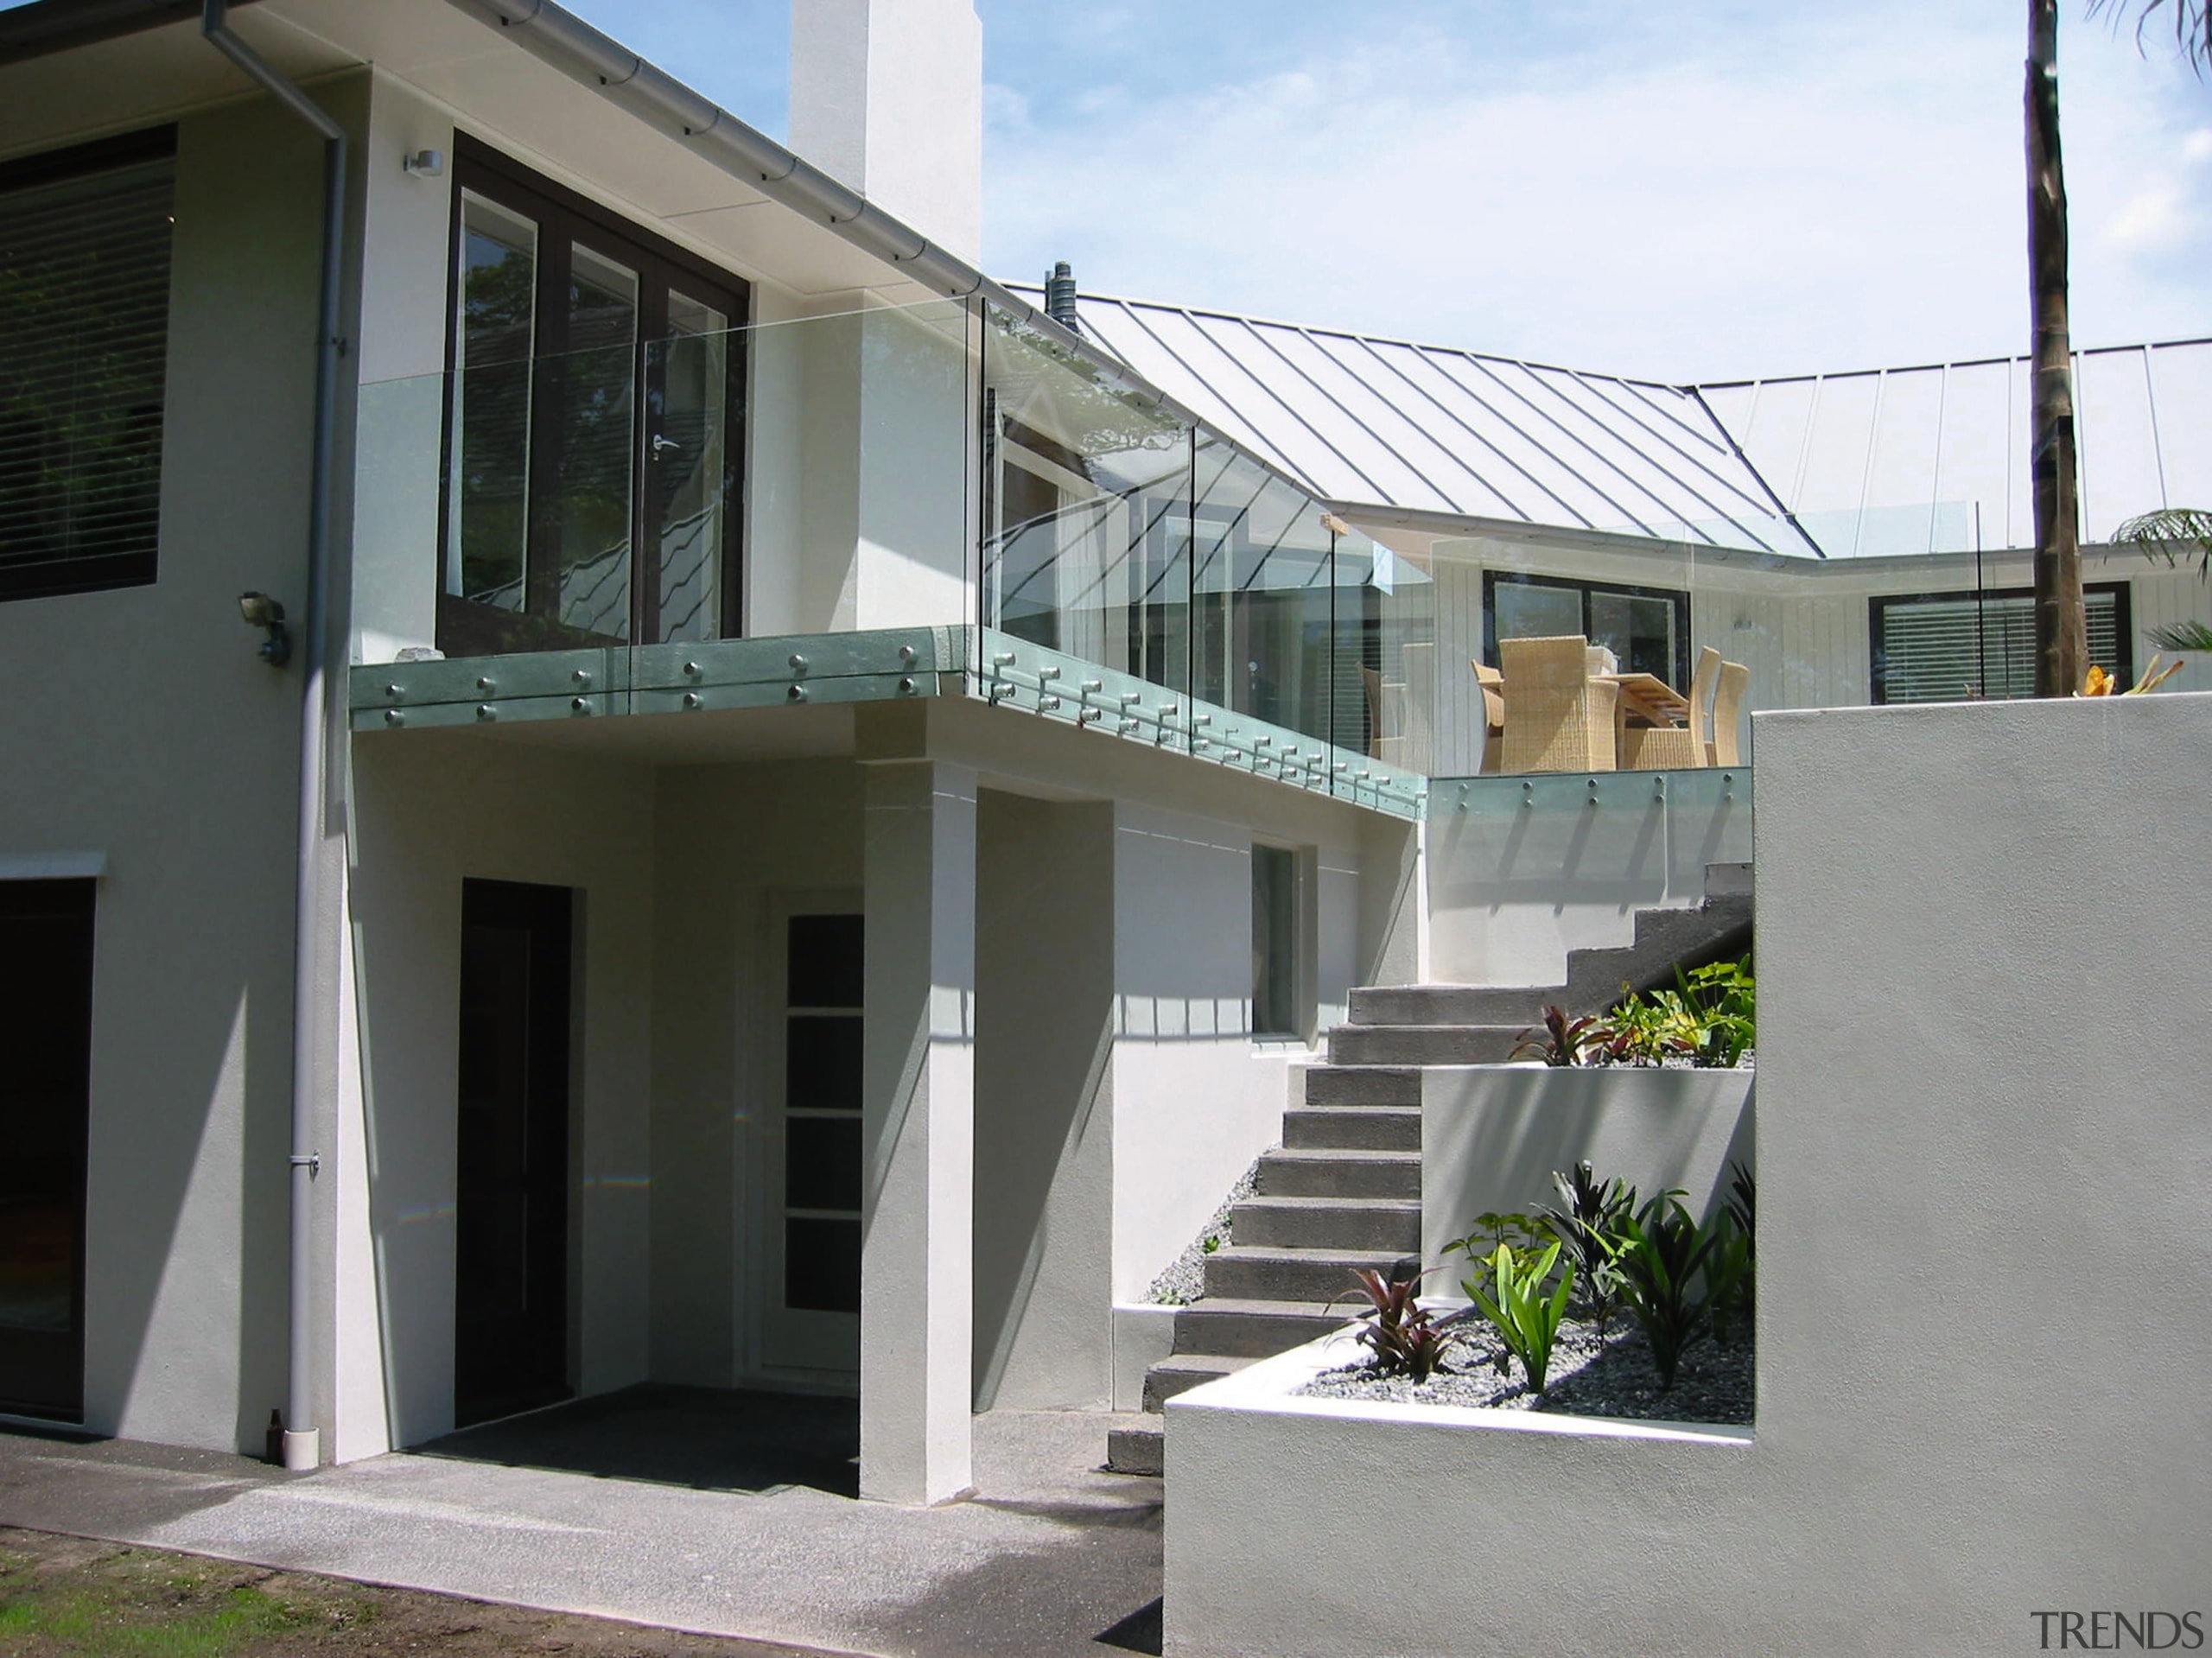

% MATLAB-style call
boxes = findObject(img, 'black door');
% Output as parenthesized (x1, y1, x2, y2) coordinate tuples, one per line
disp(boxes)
(454, 879, 572, 1427)
(0, 880, 93, 1421)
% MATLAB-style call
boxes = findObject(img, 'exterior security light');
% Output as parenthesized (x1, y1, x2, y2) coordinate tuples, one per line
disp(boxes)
(403, 149, 445, 178)
(238, 591, 291, 667)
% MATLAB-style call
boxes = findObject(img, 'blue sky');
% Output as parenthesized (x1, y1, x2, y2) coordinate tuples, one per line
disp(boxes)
(13, 0, 2201, 379)
(552, 0, 2209, 381)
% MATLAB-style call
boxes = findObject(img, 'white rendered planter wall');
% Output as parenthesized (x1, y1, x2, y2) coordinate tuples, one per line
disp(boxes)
(1165, 694, 2212, 1658)
(1421, 1064, 1754, 1276)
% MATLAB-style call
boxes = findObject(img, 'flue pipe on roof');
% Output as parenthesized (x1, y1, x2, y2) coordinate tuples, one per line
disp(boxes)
(1044, 262, 1079, 334)
(202, 0, 345, 1473)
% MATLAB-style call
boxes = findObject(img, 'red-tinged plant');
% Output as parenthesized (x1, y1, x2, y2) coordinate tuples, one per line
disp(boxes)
(1511, 1005, 1598, 1067)
(1337, 1267, 1452, 1382)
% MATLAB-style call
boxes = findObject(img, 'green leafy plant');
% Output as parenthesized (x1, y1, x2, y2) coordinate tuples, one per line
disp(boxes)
(1605, 1191, 1720, 1389)
(1587, 994, 1695, 1067)
(1465, 1241, 1574, 1395)
(1442, 1210, 1547, 1304)
(1540, 1161, 1635, 1337)
(1511, 1005, 1598, 1066)
(1338, 1267, 1452, 1382)
(1701, 1213, 1754, 1348)
(2148, 619, 2212, 653)
(2114, 505, 2212, 581)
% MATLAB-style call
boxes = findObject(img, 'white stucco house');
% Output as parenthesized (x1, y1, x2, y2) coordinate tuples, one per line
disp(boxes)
(0, 0, 2200, 1509)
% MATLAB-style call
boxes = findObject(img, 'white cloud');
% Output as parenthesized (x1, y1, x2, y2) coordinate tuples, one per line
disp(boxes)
(983, 6, 2212, 380)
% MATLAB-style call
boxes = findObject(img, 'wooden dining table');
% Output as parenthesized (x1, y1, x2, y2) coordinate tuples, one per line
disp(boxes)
(1598, 672, 1692, 728)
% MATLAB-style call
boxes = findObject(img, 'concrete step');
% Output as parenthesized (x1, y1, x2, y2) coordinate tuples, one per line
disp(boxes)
(1231, 1195, 1421, 1252)
(1140, 1353, 1250, 1412)
(1347, 982, 1556, 1027)
(1204, 1243, 1416, 1303)
(1169, 1297, 1349, 1358)
(1564, 895, 1753, 1007)
(1326, 1023, 1523, 1067)
(1705, 861, 1753, 899)
(1282, 1105, 1421, 1153)
(1104, 1413, 1163, 1477)
(1255, 1147, 1421, 1200)
(1300, 1065, 1421, 1108)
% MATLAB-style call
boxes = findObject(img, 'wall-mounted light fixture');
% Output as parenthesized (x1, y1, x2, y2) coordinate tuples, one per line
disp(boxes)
(238, 591, 291, 667)
(403, 149, 445, 179)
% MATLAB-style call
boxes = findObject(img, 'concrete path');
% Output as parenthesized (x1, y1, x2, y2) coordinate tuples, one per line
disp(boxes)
(0, 1410, 1163, 1658)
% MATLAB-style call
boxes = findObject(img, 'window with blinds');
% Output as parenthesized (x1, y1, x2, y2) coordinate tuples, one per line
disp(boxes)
(1871, 584, 2131, 702)
(0, 129, 176, 603)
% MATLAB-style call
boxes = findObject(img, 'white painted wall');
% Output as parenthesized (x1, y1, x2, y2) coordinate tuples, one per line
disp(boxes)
(1421, 1067, 1753, 1280)
(972, 791, 1116, 1411)
(0, 97, 336, 1454)
(647, 759, 866, 1389)
(341, 733, 657, 1453)
(789, 0, 984, 265)
(1166, 691, 2212, 1657)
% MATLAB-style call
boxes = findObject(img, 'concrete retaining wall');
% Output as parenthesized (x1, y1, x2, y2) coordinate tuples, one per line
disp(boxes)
(1166, 692, 2212, 1656)
(1421, 1065, 1753, 1282)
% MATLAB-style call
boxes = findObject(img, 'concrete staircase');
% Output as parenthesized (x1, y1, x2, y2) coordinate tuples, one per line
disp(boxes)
(1104, 1064, 1422, 1477)
(1328, 865, 1754, 1067)
(1103, 864, 1752, 1477)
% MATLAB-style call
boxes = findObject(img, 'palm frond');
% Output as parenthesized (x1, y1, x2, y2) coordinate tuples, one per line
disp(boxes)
(2112, 507, 2212, 579)
(2087, 0, 2212, 74)
(2148, 619, 2212, 653)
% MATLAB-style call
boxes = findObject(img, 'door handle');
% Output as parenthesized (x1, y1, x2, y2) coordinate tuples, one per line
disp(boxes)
(651, 435, 681, 457)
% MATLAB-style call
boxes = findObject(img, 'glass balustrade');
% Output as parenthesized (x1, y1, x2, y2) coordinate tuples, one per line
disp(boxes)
(353, 293, 2208, 804)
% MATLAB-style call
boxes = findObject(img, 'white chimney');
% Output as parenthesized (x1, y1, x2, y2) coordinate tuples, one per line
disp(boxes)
(790, 0, 983, 268)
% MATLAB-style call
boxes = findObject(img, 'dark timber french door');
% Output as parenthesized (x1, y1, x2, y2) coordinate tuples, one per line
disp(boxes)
(454, 879, 573, 1428)
(0, 880, 93, 1421)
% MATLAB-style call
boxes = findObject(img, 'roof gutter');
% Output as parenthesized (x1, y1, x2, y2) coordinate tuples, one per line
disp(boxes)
(0, 0, 262, 66)
(443, 0, 992, 303)
(202, 0, 346, 1473)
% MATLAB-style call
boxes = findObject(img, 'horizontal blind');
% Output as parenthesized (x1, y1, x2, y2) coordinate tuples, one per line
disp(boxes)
(0, 149, 175, 599)
(1878, 589, 2122, 702)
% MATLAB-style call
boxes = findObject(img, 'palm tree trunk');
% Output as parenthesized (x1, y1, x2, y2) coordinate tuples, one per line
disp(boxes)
(2027, 0, 2086, 696)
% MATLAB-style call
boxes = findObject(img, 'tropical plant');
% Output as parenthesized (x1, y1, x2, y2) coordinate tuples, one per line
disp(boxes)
(2113, 505, 2212, 582)
(1605, 1191, 1719, 1389)
(1511, 1005, 1597, 1067)
(1464, 1241, 1574, 1396)
(1338, 1267, 1452, 1382)
(1680, 958, 1756, 1067)
(1540, 1161, 1635, 1337)
(2147, 619, 2212, 653)
(1586, 995, 1694, 1067)
(1701, 1213, 1755, 1349)
(1442, 1210, 1548, 1303)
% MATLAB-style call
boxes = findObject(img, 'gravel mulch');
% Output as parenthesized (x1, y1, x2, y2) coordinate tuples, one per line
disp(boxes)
(1143, 1158, 1262, 1305)
(1296, 1314, 1753, 1426)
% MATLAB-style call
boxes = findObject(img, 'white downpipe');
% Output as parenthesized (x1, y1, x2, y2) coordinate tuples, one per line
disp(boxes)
(202, 0, 346, 1472)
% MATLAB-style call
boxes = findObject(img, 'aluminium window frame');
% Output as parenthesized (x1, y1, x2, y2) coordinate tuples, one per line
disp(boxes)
(435, 133, 752, 657)
(1480, 569, 1692, 689)
(0, 125, 177, 605)
(1868, 581, 2133, 704)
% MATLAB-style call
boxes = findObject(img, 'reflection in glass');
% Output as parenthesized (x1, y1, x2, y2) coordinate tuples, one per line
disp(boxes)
(1192, 441, 1335, 736)
(449, 192, 537, 610)
(1251, 843, 1298, 1038)
(655, 293, 728, 642)
(556, 244, 638, 639)
(982, 308, 1192, 696)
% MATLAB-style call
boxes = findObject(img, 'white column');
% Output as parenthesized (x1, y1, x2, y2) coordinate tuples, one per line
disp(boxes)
(859, 758, 976, 1503)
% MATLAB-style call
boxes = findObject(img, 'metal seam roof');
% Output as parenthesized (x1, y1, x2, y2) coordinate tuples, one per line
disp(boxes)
(1014, 284, 2210, 557)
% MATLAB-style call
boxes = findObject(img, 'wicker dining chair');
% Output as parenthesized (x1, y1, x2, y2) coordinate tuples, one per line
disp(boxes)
(1618, 645, 1721, 770)
(1471, 659, 1505, 773)
(1708, 660, 1750, 766)
(1499, 635, 1618, 773)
